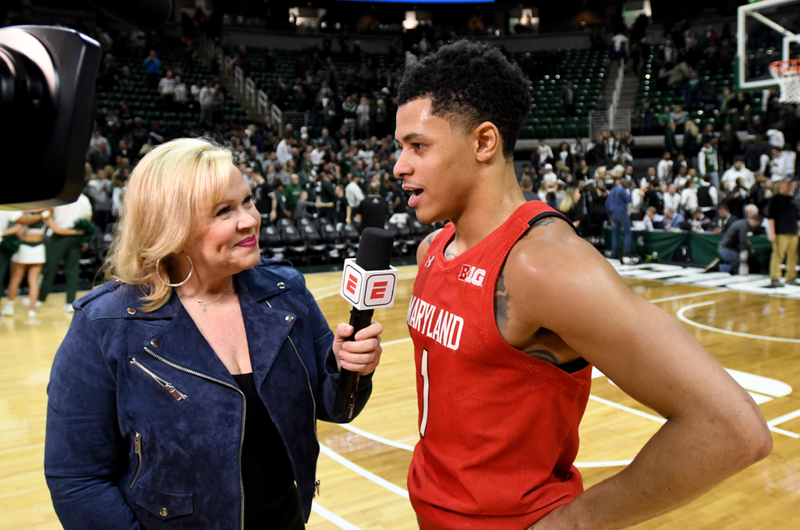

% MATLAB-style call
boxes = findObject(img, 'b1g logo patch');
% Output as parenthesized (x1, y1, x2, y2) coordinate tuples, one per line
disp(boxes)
(458, 265, 485, 286)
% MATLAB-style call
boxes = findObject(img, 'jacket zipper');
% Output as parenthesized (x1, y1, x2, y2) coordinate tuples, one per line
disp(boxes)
(129, 432, 142, 489)
(265, 300, 318, 442)
(129, 357, 188, 401)
(143, 347, 247, 530)
(265, 300, 320, 496)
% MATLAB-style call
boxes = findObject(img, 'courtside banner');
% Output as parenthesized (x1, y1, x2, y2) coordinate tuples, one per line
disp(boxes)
(340, 259, 399, 310)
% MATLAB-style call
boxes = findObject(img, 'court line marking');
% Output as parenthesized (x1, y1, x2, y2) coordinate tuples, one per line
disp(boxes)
(648, 289, 728, 304)
(676, 301, 800, 343)
(319, 443, 410, 499)
(767, 408, 800, 427)
(311, 502, 363, 530)
(589, 395, 666, 424)
(339, 423, 416, 451)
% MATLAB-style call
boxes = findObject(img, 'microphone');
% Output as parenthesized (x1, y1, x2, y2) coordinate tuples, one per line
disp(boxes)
(335, 228, 396, 418)
(85, 0, 173, 31)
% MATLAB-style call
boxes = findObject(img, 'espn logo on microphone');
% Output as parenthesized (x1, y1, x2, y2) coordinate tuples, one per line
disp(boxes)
(340, 259, 399, 310)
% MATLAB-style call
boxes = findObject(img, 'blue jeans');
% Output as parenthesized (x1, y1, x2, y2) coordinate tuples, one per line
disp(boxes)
(611, 213, 632, 255)
(718, 247, 739, 272)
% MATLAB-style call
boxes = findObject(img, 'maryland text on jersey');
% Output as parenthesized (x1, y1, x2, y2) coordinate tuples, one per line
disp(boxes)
(406, 295, 464, 350)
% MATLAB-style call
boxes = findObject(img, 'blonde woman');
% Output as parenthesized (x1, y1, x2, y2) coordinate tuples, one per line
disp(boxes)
(45, 138, 384, 529)
(558, 186, 583, 230)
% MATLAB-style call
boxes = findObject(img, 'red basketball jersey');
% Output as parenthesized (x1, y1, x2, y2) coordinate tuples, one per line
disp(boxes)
(407, 201, 592, 529)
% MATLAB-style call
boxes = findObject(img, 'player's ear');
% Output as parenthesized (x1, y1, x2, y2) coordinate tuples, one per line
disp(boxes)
(474, 122, 501, 163)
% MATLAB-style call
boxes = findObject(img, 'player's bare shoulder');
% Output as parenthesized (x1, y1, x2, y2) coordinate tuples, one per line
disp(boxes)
(416, 228, 444, 265)
(503, 214, 620, 306)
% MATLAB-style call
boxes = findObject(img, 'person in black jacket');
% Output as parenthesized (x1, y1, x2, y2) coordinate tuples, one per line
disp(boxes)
(717, 214, 763, 273)
(356, 182, 389, 231)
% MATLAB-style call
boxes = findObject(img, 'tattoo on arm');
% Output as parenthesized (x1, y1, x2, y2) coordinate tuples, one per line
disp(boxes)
(425, 232, 436, 245)
(523, 348, 559, 364)
(444, 242, 458, 259)
(532, 218, 556, 229)
(494, 270, 510, 328)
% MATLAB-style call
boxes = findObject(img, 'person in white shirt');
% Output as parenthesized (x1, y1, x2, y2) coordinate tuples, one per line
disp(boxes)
(663, 184, 682, 213)
(199, 81, 214, 125)
(345, 174, 365, 212)
(310, 143, 326, 168)
(37, 194, 93, 313)
(657, 151, 673, 182)
(158, 70, 176, 108)
(643, 207, 665, 231)
(173, 75, 188, 107)
(276, 136, 294, 166)
(541, 164, 558, 189)
(721, 159, 755, 192)
(538, 139, 554, 165)
(766, 127, 785, 149)
(680, 179, 699, 215)
(770, 147, 796, 181)
(570, 137, 586, 159)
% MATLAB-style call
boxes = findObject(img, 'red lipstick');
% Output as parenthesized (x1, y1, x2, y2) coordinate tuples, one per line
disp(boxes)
(237, 236, 257, 248)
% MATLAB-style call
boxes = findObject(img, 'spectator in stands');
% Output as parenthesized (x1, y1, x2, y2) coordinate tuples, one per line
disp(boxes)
(771, 146, 796, 181)
(558, 187, 582, 230)
(541, 164, 558, 190)
(722, 158, 755, 192)
(571, 136, 586, 160)
(345, 173, 365, 211)
(714, 203, 737, 235)
(173, 75, 188, 110)
(538, 139, 554, 166)
(657, 152, 673, 183)
(86, 169, 112, 234)
(766, 177, 800, 287)
(697, 175, 718, 219)
(88, 140, 112, 171)
(356, 182, 389, 232)
(284, 173, 303, 215)
(199, 81, 214, 126)
(276, 134, 294, 166)
(683, 120, 700, 159)
(766, 124, 785, 150)
(606, 178, 632, 258)
(683, 70, 703, 111)
(560, 81, 575, 116)
(520, 176, 537, 202)
(643, 206, 665, 231)
(663, 183, 682, 213)
(671, 105, 688, 134)
(698, 138, 720, 190)
(718, 122, 740, 170)
(143, 50, 161, 90)
(663, 207, 685, 231)
(556, 142, 575, 173)
(589, 134, 607, 167)
(211, 85, 225, 123)
(158, 70, 175, 109)
(611, 29, 629, 65)
(356, 97, 371, 139)
(680, 178, 699, 216)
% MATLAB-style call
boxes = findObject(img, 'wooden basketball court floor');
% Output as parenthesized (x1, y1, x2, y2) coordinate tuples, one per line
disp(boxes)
(1, 264, 799, 529)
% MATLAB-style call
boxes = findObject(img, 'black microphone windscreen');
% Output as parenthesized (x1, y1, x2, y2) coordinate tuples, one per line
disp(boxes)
(85, 0, 173, 31)
(355, 228, 394, 271)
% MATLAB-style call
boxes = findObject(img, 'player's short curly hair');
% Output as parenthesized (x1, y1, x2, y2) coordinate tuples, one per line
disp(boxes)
(398, 40, 531, 159)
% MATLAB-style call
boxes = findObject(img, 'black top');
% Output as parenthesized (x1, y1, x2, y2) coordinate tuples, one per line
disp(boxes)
(232, 372, 295, 522)
(767, 194, 800, 234)
(719, 218, 753, 251)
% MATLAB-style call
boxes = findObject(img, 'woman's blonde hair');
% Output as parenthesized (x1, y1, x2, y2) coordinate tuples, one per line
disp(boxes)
(559, 186, 579, 213)
(105, 138, 233, 312)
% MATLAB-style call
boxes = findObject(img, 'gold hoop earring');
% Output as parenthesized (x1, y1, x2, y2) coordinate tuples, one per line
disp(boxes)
(155, 254, 193, 287)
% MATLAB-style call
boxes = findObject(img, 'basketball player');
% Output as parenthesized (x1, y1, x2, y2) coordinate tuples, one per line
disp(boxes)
(395, 40, 771, 530)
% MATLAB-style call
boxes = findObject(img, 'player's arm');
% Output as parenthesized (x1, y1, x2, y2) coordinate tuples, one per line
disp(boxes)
(510, 220, 772, 530)
(416, 228, 442, 265)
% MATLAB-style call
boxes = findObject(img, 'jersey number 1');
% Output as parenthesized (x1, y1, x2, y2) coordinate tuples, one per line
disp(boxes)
(420, 348, 429, 438)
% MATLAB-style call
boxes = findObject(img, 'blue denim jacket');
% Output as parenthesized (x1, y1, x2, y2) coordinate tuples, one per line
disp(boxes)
(45, 259, 373, 529)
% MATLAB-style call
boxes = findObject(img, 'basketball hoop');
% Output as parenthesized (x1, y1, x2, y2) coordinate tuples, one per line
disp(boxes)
(769, 59, 800, 104)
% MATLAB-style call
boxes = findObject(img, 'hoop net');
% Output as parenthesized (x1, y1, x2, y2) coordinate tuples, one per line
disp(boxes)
(769, 59, 800, 103)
